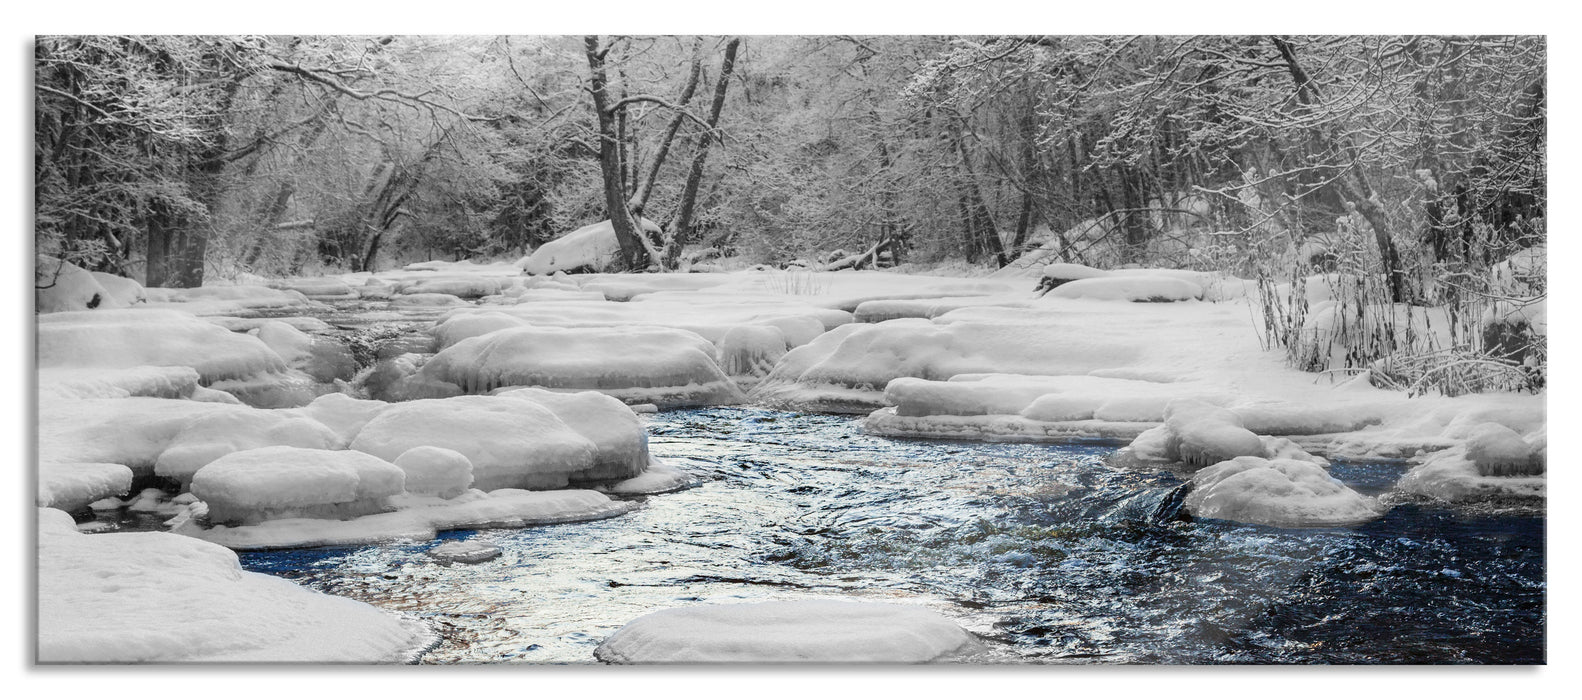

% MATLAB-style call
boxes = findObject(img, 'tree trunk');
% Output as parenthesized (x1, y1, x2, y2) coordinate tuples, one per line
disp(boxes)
(665, 37, 741, 268)
(631, 38, 704, 217)
(584, 36, 649, 270)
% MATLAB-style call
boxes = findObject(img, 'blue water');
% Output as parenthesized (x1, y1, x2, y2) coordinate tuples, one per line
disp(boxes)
(240, 408, 1545, 664)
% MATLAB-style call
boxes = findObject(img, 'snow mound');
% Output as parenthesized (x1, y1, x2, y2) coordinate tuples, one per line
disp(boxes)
(38, 308, 288, 383)
(517, 218, 659, 275)
(154, 409, 341, 486)
(1464, 422, 1544, 476)
(191, 446, 406, 525)
(1156, 400, 1267, 468)
(417, 325, 744, 408)
(495, 388, 650, 482)
(396, 277, 503, 298)
(184, 489, 632, 549)
(349, 395, 598, 490)
(38, 366, 201, 401)
(426, 539, 501, 564)
(394, 446, 474, 498)
(37, 508, 425, 662)
(35, 257, 114, 313)
(39, 397, 246, 472)
(755, 318, 1141, 413)
(390, 292, 469, 307)
(1395, 423, 1547, 504)
(267, 277, 357, 301)
(1046, 275, 1203, 302)
(594, 600, 982, 664)
(1186, 456, 1385, 528)
(284, 392, 390, 447)
(38, 462, 133, 511)
(89, 271, 146, 306)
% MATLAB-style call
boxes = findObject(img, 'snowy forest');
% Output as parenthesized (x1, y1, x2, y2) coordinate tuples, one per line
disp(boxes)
(34, 35, 1546, 667)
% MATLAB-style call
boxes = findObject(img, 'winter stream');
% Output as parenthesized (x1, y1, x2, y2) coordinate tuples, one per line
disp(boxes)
(234, 407, 1544, 664)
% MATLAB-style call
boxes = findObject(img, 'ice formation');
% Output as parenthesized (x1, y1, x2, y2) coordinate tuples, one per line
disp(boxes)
(426, 539, 501, 564)
(154, 409, 342, 486)
(191, 446, 406, 525)
(594, 600, 983, 664)
(37, 508, 426, 663)
(38, 366, 202, 401)
(267, 277, 357, 301)
(283, 392, 390, 446)
(393, 446, 474, 498)
(416, 325, 745, 407)
(1185, 456, 1385, 528)
(600, 462, 700, 496)
(349, 395, 598, 490)
(716, 324, 789, 384)
(1394, 421, 1546, 504)
(395, 276, 503, 298)
(37, 462, 133, 511)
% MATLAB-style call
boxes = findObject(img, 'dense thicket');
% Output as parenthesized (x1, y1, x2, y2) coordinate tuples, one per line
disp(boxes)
(36, 35, 1544, 387)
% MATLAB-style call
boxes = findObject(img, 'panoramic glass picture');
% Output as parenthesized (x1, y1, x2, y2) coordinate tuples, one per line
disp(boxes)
(34, 35, 1545, 664)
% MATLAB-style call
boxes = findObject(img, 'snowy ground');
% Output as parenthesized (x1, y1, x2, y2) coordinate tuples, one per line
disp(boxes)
(32, 257, 1545, 663)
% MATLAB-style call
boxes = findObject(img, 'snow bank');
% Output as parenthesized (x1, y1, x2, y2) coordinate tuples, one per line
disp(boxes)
(267, 277, 357, 301)
(37, 462, 133, 512)
(191, 446, 405, 525)
(182, 489, 632, 550)
(517, 218, 660, 275)
(145, 284, 318, 314)
(594, 600, 982, 664)
(1046, 275, 1203, 302)
(39, 398, 244, 472)
(394, 446, 474, 498)
(349, 395, 598, 490)
(35, 257, 113, 313)
(37, 508, 426, 663)
(38, 366, 201, 401)
(1186, 457, 1385, 528)
(416, 325, 745, 408)
(395, 276, 503, 298)
(154, 410, 341, 485)
(38, 308, 287, 383)
(755, 318, 1142, 413)
(1394, 421, 1546, 503)
(89, 271, 146, 306)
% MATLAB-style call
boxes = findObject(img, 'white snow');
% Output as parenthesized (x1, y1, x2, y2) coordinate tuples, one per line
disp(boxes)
(38, 308, 288, 383)
(415, 325, 745, 408)
(35, 257, 113, 313)
(594, 600, 983, 664)
(191, 446, 406, 524)
(285, 392, 390, 446)
(348, 395, 598, 490)
(494, 388, 651, 482)
(1186, 456, 1385, 528)
(601, 461, 700, 496)
(1046, 274, 1203, 302)
(394, 446, 474, 498)
(38, 366, 201, 401)
(180, 488, 633, 549)
(154, 409, 342, 485)
(517, 218, 660, 275)
(89, 271, 146, 306)
(37, 462, 133, 512)
(37, 507, 426, 663)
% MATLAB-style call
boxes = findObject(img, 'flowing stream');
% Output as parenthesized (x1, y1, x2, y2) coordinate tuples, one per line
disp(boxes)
(239, 407, 1545, 664)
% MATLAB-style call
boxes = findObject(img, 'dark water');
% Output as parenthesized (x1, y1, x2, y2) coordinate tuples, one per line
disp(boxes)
(239, 408, 1545, 664)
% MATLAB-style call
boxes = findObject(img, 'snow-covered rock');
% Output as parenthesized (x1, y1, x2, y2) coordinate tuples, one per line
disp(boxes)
(390, 292, 469, 307)
(416, 325, 745, 408)
(37, 462, 133, 512)
(39, 397, 243, 472)
(267, 277, 357, 301)
(393, 446, 474, 499)
(38, 308, 288, 383)
(348, 395, 598, 490)
(38, 366, 202, 401)
(517, 218, 660, 276)
(601, 462, 700, 496)
(495, 388, 651, 482)
(1186, 456, 1385, 528)
(395, 277, 503, 299)
(183, 488, 632, 549)
(594, 600, 983, 664)
(1046, 275, 1203, 302)
(285, 392, 390, 447)
(37, 507, 426, 662)
(191, 446, 406, 525)
(35, 257, 113, 313)
(716, 324, 789, 384)
(426, 539, 501, 564)
(154, 409, 341, 486)
(89, 271, 146, 306)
